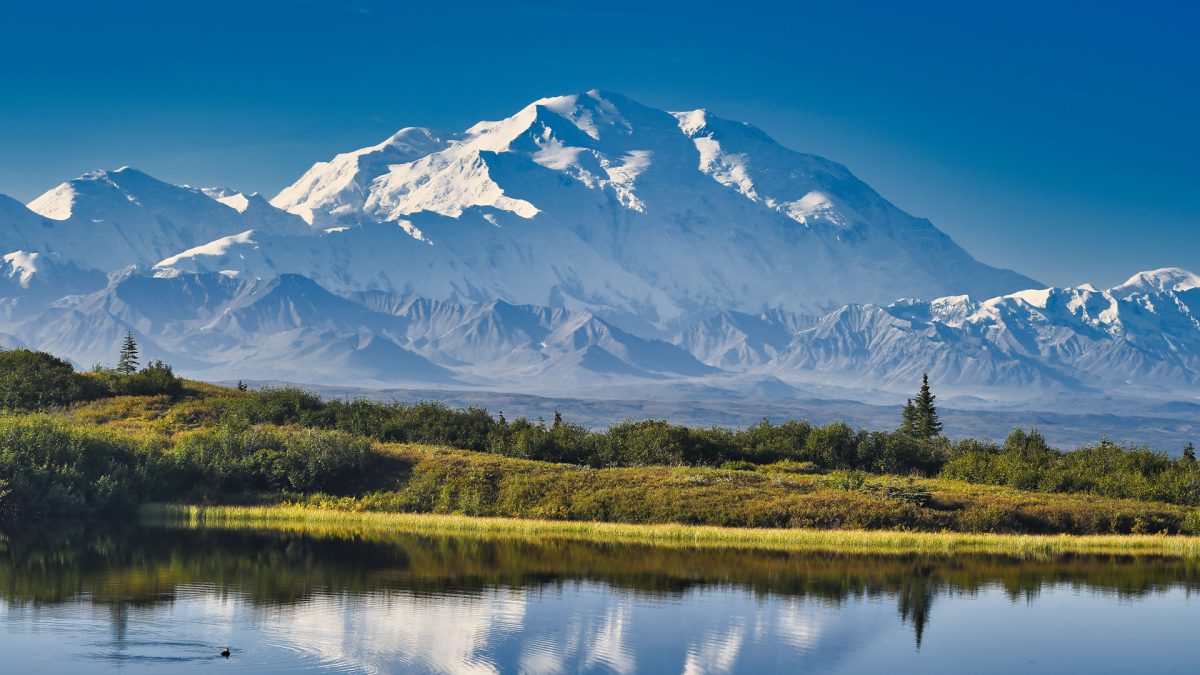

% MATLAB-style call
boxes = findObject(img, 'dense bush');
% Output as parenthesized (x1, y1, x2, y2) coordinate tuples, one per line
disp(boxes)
(0, 413, 375, 520)
(93, 361, 185, 398)
(0, 415, 157, 518)
(0, 349, 186, 412)
(940, 429, 1200, 506)
(169, 422, 376, 496)
(218, 389, 497, 451)
(216, 389, 958, 475)
(0, 349, 102, 410)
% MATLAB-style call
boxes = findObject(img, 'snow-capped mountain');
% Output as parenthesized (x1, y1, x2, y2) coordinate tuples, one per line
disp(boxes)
(163, 90, 1037, 331)
(0, 90, 1193, 408)
(678, 268, 1200, 398)
(9, 167, 310, 271)
(0, 250, 106, 319)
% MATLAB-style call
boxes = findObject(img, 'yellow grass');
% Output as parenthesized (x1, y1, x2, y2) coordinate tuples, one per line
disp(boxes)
(142, 503, 1200, 559)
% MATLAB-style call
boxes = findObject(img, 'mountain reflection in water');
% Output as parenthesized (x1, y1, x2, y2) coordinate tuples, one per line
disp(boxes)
(0, 523, 1197, 673)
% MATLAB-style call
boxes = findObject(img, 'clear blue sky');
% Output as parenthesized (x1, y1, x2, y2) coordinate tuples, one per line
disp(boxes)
(2, 0, 1196, 287)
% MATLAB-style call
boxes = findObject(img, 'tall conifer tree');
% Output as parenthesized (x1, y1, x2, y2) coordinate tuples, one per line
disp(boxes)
(117, 331, 139, 374)
(901, 373, 942, 440)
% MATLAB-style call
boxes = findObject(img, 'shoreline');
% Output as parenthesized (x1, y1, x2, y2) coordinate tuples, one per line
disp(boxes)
(139, 504, 1200, 559)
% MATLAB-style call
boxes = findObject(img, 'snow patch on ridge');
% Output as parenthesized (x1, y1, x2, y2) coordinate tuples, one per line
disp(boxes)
(156, 230, 258, 272)
(26, 183, 77, 220)
(2, 251, 39, 287)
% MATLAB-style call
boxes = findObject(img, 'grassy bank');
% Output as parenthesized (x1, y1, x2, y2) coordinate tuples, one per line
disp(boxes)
(1, 357, 1198, 539)
(142, 503, 1200, 559)
(284, 442, 1199, 536)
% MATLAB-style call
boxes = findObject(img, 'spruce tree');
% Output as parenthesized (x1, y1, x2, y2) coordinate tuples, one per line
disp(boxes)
(901, 398, 918, 436)
(553, 410, 563, 429)
(117, 331, 139, 375)
(901, 373, 942, 440)
(1184, 442, 1196, 462)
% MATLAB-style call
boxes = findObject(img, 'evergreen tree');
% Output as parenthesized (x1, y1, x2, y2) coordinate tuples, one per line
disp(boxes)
(901, 373, 942, 440)
(1184, 442, 1196, 462)
(901, 398, 918, 435)
(116, 331, 139, 375)
(553, 410, 563, 429)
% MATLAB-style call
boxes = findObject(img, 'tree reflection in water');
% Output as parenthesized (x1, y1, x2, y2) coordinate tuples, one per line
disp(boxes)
(1, 521, 1198, 664)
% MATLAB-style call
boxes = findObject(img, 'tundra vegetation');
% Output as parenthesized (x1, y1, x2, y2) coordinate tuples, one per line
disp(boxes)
(1, 345, 1199, 540)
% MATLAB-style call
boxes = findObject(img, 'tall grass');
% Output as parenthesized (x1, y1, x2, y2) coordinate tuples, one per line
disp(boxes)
(143, 504, 1200, 559)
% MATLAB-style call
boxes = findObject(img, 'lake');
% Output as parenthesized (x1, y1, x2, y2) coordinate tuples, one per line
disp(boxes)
(0, 522, 1196, 673)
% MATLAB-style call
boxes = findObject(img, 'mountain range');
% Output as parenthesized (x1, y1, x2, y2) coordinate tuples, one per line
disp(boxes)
(0, 90, 1195, 412)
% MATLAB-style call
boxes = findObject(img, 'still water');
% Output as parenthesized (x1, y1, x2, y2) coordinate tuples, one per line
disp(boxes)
(0, 522, 1196, 674)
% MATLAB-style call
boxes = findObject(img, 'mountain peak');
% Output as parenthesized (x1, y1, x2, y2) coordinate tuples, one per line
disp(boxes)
(1114, 267, 1200, 295)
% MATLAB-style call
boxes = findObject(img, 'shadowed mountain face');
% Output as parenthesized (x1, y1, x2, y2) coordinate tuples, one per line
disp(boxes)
(0, 91, 1195, 406)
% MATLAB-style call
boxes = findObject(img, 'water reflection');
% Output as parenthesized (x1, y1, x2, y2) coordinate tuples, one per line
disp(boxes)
(0, 523, 1197, 673)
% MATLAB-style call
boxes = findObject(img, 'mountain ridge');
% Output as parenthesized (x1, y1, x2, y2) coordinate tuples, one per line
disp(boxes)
(2, 90, 1192, 410)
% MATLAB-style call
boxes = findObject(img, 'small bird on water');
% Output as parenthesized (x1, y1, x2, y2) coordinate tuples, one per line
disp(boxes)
(220, 648, 231, 658)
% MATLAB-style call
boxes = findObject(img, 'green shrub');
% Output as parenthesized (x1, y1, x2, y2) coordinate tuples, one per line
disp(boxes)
(89, 361, 186, 399)
(877, 479, 933, 507)
(731, 419, 813, 463)
(719, 460, 757, 471)
(170, 422, 375, 496)
(1181, 511, 1200, 535)
(940, 429, 1200, 507)
(956, 504, 1022, 533)
(219, 386, 326, 426)
(0, 415, 154, 518)
(821, 470, 870, 491)
(0, 349, 101, 410)
(761, 460, 822, 474)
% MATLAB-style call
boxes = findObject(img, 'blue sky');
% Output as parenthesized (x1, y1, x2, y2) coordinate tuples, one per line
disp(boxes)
(1, 0, 1196, 287)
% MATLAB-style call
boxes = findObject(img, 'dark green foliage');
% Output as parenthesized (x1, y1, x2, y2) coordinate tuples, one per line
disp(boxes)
(1184, 442, 1196, 462)
(117, 331, 139, 375)
(732, 419, 813, 463)
(719, 460, 758, 471)
(94, 361, 185, 398)
(219, 386, 326, 426)
(601, 419, 726, 466)
(901, 373, 942, 440)
(211, 388, 953, 474)
(941, 429, 1200, 506)
(0, 349, 102, 410)
(134, 361, 184, 397)
(0, 346, 184, 410)
(327, 399, 496, 451)
(877, 479, 933, 507)
(0, 415, 156, 518)
(805, 421, 860, 469)
(218, 389, 497, 451)
(169, 422, 376, 496)
(0, 413, 376, 520)
(488, 415, 600, 464)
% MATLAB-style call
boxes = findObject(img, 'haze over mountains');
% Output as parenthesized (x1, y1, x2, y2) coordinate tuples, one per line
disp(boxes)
(0, 90, 1196, 419)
